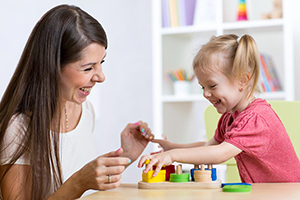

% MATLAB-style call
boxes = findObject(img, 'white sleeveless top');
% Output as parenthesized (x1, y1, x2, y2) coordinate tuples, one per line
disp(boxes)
(1, 100, 98, 182)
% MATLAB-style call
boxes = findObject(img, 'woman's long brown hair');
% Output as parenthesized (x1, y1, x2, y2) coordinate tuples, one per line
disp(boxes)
(0, 5, 107, 199)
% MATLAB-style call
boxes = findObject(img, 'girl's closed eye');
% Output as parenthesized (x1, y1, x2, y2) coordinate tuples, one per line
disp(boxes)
(210, 84, 217, 89)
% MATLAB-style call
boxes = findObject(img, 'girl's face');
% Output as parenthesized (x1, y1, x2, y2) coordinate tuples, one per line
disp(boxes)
(61, 43, 106, 104)
(195, 67, 246, 114)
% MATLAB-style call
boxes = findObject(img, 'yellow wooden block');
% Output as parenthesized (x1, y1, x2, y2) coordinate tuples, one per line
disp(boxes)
(142, 170, 166, 183)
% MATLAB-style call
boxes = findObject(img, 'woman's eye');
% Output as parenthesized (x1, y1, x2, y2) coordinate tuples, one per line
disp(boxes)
(210, 84, 217, 88)
(84, 67, 93, 72)
(100, 60, 105, 64)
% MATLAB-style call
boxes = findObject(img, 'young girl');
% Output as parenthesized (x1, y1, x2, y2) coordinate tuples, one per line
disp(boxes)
(138, 34, 300, 183)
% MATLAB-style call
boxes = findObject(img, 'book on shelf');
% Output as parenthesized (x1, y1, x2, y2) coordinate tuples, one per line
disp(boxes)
(259, 53, 282, 93)
(162, 0, 196, 28)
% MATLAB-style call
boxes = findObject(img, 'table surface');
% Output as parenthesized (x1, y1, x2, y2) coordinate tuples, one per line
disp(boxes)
(80, 183, 300, 200)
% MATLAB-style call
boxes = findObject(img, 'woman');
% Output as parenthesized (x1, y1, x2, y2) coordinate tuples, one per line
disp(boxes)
(0, 4, 154, 199)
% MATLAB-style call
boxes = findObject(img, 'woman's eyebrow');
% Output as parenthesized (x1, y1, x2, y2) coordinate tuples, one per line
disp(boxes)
(81, 52, 107, 67)
(81, 62, 97, 67)
(102, 52, 107, 60)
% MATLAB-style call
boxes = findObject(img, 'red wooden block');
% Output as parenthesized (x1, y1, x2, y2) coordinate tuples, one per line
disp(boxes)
(153, 165, 175, 181)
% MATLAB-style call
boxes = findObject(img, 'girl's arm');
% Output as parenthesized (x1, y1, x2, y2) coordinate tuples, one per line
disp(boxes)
(151, 139, 207, 151)
(151, 136, 219, 152)
(139, 141, 242, 177)
(171, 142, 241, 164)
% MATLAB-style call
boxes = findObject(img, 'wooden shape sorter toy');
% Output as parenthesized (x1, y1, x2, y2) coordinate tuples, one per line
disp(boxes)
(138, 161, 221, 189)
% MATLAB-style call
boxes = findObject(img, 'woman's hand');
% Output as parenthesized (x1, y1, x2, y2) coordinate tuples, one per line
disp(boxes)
(49, 148, 131, 199)
(137, 151, 174, 177)
(72, 148, 130, 192)
(120, 121, 154, 162)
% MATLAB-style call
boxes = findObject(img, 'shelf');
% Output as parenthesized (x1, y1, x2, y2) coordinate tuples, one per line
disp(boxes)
(162, 94, 205, 102)
(161, 25, 217, 35)
(161, 19, 284, 36)
(258, 91, 286, 100)
(222, 19, 284, 30)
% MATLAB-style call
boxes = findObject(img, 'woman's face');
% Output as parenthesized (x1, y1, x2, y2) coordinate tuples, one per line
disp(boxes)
(61, 43, 106, 104)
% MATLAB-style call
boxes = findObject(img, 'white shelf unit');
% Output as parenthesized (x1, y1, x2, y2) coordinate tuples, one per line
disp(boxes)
(151, 0, 294, 148)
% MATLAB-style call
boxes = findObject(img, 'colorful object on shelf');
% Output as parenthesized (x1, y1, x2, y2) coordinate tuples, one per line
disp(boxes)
(237, 0, 247, 21)
(162, 0, 196, 27)
(259, 53, 282, 93)
(169, 164, 189, 182)
(167, 69, 194, 82)
(167, 69, 195, 96)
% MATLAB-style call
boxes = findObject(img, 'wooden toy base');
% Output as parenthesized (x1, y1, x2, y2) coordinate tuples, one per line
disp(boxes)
(138, 180, 222, 189)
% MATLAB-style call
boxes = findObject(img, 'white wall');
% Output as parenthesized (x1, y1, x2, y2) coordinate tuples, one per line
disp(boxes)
(0, 0, 153, 183)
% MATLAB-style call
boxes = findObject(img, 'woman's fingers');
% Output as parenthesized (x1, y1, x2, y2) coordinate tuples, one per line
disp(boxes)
(96, 156, 131, 167)
(100, 148, 123, 158)
(100, 174, 122, 184)
(135, 121, 155, 140)
(96, 178, 122, 190)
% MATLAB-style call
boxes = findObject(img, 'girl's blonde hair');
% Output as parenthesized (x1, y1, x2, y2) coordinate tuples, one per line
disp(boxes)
(193, 34, 261, 99)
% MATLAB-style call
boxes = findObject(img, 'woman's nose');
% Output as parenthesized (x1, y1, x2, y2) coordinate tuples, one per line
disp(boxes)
(92, 66, 105, 83)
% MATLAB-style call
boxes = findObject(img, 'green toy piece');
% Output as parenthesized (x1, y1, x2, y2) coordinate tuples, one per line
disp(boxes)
(169, 173, 189, 182)
(223, 185, 251, 192)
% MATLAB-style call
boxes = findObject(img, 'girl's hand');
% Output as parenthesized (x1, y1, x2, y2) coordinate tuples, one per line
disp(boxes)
(74, 148, 130, 191)
(150, 134, 171, 155)
(120, 121, 154, 162)
(138, 151, 174, 177)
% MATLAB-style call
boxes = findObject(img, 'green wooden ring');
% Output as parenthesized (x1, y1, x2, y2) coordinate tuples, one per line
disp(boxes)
(223, 185, 251, 192)
(169, 173, 189, 182)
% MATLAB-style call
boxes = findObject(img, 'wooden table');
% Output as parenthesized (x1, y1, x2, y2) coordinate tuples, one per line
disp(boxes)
(80, 183, 300, 200)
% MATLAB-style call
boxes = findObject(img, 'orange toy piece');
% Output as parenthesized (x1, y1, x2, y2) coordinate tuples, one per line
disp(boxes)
(142, 159, 166, 183)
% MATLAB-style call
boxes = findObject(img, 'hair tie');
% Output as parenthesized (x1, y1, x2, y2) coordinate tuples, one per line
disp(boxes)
(237, 35, 244, 44)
